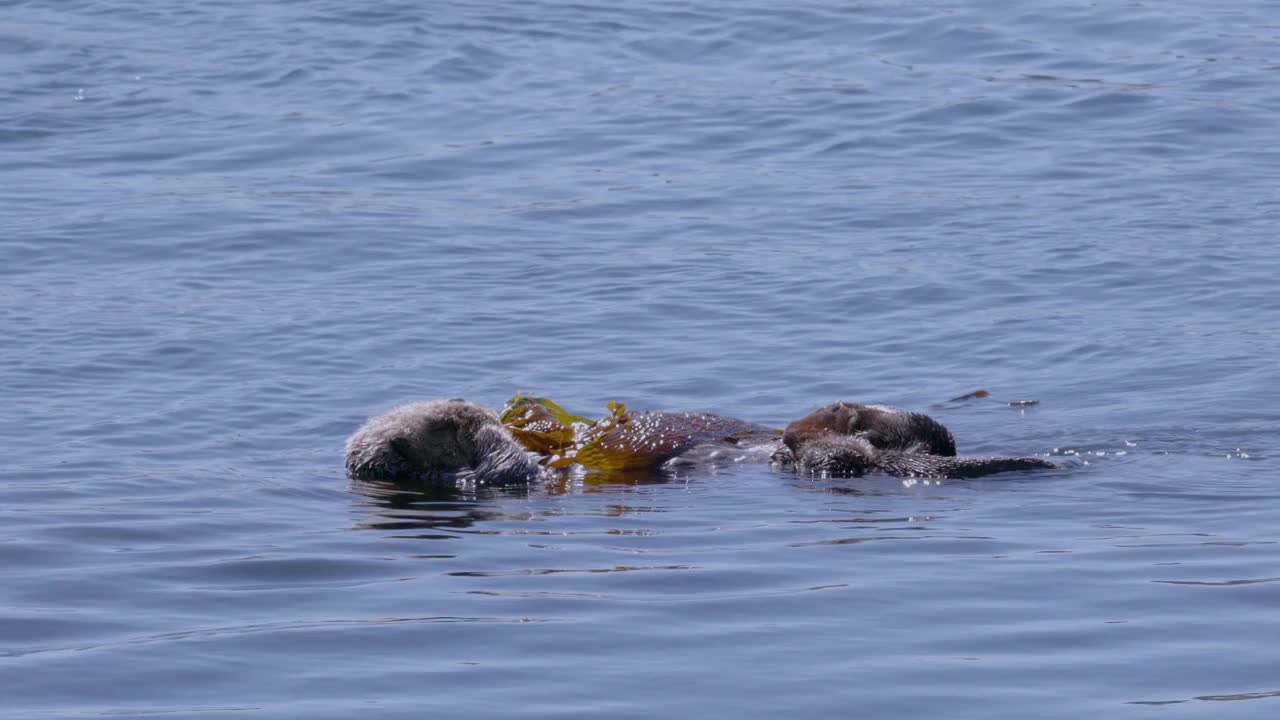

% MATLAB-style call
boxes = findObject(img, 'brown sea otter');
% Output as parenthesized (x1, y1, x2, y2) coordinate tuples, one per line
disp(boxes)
(345, 397, 1055, 484)
(777, 401, 1054, 478)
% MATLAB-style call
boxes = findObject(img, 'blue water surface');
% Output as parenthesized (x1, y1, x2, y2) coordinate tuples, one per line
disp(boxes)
(4, 1, 1280, 718)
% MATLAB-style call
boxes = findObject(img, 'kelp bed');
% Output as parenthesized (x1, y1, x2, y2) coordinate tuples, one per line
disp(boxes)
(500, 393, 780, 472)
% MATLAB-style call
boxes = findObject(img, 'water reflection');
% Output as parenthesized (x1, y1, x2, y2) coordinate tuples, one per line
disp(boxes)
(348, 478, 516, 534)
(348, 470, 690, 534)
(1130, 688, 1280, 705)
(349, 461, 989, 535)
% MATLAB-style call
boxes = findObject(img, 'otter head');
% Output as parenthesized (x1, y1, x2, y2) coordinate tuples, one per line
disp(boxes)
(347, 399, 545, 484)
(783, 401, 864, 453)
(346, 399, 505, 480)
(794, 434, 880, 477)
(391, 399, 501, 473)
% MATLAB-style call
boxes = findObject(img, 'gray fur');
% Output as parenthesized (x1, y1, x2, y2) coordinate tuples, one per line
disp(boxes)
(345, 399, 545, 485)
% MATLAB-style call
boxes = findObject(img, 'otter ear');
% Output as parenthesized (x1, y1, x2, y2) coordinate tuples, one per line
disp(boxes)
(837, 404, 861, 434)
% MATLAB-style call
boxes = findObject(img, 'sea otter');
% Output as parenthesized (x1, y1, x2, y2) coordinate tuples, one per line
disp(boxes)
(777, 401, 1054, 478)
(345, 398, 1055, 484)
(344, 399, 545, 484)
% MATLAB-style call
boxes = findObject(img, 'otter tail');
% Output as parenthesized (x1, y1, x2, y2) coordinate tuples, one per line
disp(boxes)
(877, 451, 1055, 479)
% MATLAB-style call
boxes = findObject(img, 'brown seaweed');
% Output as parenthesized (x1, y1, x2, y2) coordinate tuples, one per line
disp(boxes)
(502, 395, 776, 471)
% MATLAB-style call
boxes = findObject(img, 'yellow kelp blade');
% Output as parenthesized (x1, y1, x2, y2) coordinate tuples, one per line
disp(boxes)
(502, 393, 600, 459)
(506, 426, 573, 456)
(501, 392, 595, 428)
(571, 411, 771, 471)
(502, 395, 776, 473)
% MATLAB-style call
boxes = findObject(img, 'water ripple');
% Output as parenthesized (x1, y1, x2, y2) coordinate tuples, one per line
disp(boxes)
(6, 0, 1280, 717)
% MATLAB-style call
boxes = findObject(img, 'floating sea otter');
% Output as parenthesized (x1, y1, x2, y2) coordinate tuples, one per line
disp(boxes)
(346, 395, 1055, 485)
(344, 399, 546, 485)
(779, 401, 1054, 479)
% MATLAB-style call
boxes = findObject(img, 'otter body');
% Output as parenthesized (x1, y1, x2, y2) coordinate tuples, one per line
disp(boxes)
(345, 398, 1054, 484)
(782, 401, 957, 456)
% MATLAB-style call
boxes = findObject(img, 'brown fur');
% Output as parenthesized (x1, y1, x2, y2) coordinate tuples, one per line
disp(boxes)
(781, 401, 1053, 478)
(783, 401, 958, 456)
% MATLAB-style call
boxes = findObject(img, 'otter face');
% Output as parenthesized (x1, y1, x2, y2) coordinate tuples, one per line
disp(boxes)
(794, 434, 878, 477)
(392, 417, 469, 472)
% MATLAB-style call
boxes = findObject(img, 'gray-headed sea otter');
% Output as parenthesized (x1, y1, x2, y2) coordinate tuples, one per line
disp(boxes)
(344, 399, 546, 484)
(345, 398, 1055, 485)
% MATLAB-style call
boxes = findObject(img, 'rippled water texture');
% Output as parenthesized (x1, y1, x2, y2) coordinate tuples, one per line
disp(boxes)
(4, 1, 1280, 718)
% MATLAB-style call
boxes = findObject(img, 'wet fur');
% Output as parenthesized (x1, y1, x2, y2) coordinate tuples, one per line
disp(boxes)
(783, 401, 957, 456)
(791, 434, 1055, 479)
(345, 399, 545, 484)
(782, 401, 1053, 479)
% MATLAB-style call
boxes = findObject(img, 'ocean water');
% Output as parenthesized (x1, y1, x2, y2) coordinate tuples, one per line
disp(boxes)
(4, 0, 1280, 717)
